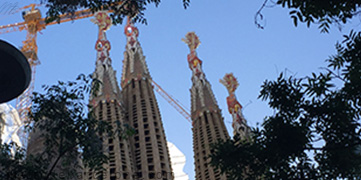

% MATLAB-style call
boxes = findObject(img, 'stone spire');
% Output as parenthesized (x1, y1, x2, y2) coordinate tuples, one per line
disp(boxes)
(121, 18, 174, 180)
(183, 32, 229, 180)
(121, 18, 150, 88)
(220, 73, 251, 139)
(182, 32, 218, 119)
(90, 11, 120, 103)
(84, 12, 134, 180)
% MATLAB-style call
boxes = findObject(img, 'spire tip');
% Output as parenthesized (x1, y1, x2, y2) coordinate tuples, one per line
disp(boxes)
(182, 32, 200, 52)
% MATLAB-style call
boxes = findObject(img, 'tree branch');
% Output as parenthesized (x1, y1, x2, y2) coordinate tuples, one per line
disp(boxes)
(320, 67, 346, 83)
(45, 138, 76, 180)
(255, 0, 269, 29)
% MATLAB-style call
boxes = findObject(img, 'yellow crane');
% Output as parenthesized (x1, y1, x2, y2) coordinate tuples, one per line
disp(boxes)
(0, 4, 97, 122)
(0, 4, 104, 147)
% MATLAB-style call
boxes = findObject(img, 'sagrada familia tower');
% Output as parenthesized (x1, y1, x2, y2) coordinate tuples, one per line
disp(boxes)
(182, 32, 230, 180)
(84, 12, 173, 180)
(24, 11, 252, 180)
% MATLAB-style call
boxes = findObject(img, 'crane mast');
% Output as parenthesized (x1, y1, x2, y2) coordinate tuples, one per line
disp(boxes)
(0, 4, 101, 147)
(0, 5, 101, 122)
(15, 4, 41, 124)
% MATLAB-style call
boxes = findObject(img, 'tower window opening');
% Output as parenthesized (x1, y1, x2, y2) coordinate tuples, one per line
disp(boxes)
(110, 168, 115, 174)
(109, 146, 114, 151)
(136, 172, 142, 178)
(149, 173, 155, 179)
(139, 80, 144, 98)
(133, 95, 136, 103)
(147, 158, 153, 163)
(204, 114, 208, 124)
(132, 79, 135, 88)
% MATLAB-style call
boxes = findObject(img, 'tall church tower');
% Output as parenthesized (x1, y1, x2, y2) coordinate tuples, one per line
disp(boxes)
(87, 12, 134, 180)
(120, 18, 173, 180)
(182, 32, 229, 180)
(220, 73, 251, 140)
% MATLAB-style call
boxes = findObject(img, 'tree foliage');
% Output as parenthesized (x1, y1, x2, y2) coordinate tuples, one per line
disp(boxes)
(256, 0, 361, 32)
(0, 142, 47, 180)
(210, 31, 361, 180)
(0, 74, 134, 180)
(41, 0, 190, 25)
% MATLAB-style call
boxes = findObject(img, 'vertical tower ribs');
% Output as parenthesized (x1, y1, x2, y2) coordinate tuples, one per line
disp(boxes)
(86, 11, 134, 180)
(121, 18, 173, 180)
(183, 32, 229, 180)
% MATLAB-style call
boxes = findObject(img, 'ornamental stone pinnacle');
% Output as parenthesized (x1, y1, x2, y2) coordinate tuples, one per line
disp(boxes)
(220, 73, 251, 139)
(182, 32, 200, 52)
(184, 32, 229, 180)
(121, 17, 150, 88)
(83, 12, 134, 180)
(121, 17, 174, 180)
(90, 11, 119, 99)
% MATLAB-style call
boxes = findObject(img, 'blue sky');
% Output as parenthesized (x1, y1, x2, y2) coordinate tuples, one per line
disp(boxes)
(1, 0, 358, 179)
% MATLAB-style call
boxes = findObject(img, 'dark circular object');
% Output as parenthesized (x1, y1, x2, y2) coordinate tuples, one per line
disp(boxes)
(0, 40, 31, 103)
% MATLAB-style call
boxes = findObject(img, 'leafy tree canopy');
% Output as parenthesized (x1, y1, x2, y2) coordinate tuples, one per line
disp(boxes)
(0, 74, 134, 180)
(41, 0, 360, 32)
(41, 0, 190, 24)
(257, 0, 361, 32)
(210, 31, 361, 180)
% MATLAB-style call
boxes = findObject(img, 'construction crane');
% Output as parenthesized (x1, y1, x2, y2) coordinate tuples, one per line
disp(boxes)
(0, 4, 112, 148)
(151, 80, 192, 123)
(0, 4, 103, 124)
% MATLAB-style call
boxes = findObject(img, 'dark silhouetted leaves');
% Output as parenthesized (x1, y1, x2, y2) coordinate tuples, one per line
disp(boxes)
(41, 0, 190, 25)
(210, 32, 361, 179)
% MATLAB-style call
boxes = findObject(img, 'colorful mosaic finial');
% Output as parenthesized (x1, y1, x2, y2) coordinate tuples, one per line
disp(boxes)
(91, 11, 118, 97)
(220, 73, 243, 115)
(92, 11, 112, 56)
(182, 32, 200, 52)
(183, 32, 203, 77)
(220, 73, 250, 138)
(124, 17, 139, 50)
(220, 73, 239, 95)
(91, 11, 112, 32)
